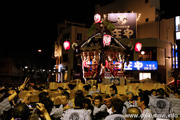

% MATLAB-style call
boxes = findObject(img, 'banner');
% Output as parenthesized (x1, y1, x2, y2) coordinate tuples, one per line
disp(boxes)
(54, 42, 62, 57)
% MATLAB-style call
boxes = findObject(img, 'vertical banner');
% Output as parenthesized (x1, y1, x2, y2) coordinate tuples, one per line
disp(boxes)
(54, 42, 62, 57)
(108, 13, 137, 39)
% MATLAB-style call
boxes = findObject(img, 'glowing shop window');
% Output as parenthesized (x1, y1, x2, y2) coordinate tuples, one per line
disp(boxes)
(176, 32, 180, 40)
(139, 73, 151, 80)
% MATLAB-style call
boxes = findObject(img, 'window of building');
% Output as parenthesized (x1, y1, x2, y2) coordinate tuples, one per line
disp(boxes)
(139, 73, 151, 80)
(63, 33, 70, 42)
(145, 0, 148, 3)
(77, 33, 82, 41)
(145, 18, 149, 22)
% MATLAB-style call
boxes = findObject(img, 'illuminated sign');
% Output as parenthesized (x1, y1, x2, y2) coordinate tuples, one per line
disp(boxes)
(175, 16, 180, 40)
(89, 61, 158, 71)
(172, 45, 178, 69)
(114, 61, 158, 71)
(108, 13, 137, 38)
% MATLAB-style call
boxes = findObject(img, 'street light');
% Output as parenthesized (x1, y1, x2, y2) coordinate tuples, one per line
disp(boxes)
(38, 49, 42, 53)
(141, 51, 145, 55)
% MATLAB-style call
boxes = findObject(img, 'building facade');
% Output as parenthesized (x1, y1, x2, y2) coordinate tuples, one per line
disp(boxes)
(54, 0, 177, 83)
(95, 0, 176, 83)
(54, 21, 89, 82)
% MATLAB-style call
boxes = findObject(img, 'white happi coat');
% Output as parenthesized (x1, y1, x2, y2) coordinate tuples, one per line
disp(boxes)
(61, 108, 91, 120)
(168, 95, 180, 115)
(93, 104, 107, 116)
(141, 108, 153, 120)
(124, 100, 138, 109)
(104, 114, 126, 120)
(150, 98, 171, 119)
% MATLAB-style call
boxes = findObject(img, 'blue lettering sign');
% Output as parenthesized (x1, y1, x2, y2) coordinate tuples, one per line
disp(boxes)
(89, 61, 158, 71)
(124, 61, 158, 71)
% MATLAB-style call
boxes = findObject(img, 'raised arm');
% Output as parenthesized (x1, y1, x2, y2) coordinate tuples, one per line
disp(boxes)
(8, 77, 30, 101)
(36, 103, 51, 120)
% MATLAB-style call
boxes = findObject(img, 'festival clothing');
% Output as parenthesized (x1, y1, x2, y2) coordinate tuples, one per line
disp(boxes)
(141, 108, 153, 120)
(124, 100, 138, 109)
(62, 108, 91, 120)
(150, 97, 171, 120)
(0, 97, 11, 115)
(93, 104, 107, 116)
(104, 114, 126, 120)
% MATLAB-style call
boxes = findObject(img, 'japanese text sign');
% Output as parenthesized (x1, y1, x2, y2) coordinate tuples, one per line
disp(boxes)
(113, 61, 158, 71)
(108, 13, 137, 39)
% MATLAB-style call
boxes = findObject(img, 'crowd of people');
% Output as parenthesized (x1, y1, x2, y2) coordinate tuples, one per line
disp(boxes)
(0, 78, 180, 120)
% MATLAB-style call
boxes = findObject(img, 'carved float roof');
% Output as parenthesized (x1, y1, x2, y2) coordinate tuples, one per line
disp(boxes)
(80, 33, 126, 52)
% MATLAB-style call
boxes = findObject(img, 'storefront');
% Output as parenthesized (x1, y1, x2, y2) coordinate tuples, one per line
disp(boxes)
(120, 38, 172, 83)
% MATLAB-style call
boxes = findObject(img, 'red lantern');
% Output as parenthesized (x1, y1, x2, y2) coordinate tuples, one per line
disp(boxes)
(135, 42, 142, 52)
(63, 41, 70, 50)
(94, 13, 101, 23)
(103, 34, 111, 46)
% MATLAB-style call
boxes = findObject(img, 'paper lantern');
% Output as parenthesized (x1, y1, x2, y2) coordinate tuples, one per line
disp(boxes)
(103, 34, 111, 46)
(135, 42, 142, 52)
(94, 13, 101, 23)
(63, 41, 70, 50)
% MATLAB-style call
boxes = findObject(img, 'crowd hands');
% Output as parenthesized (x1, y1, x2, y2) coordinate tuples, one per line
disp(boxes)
(0, 78, 180, 120)
(0, 78, 51, 120)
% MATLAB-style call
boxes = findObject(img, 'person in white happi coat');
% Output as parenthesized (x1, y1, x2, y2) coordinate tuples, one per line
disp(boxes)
(150, 89, 172, 120)
(105, 98, 126, 120)
(50, 91, 72, 119)
(104, 95, 113, 115)
(149, 89, 157, 99)
(137, 92, 153, 120)
(148, 89, 157, 112)
(0, 81, 28, 119)
(62, 96, 91, 120)
(124, 92, 138, 109)
(93, 95, 108, 120)
(88, 84, 100, 96)
(167, 90, 180, 120)
(84, 98, 94, 118)
(109, 85, 118, 97)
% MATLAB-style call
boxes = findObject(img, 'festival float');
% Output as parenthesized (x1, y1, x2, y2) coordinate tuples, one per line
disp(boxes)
(75, 13, 128, 84)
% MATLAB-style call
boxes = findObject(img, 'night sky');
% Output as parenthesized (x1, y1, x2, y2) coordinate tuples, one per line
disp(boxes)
(2, 1, 96, 56)
(1, 0, 180, 62)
